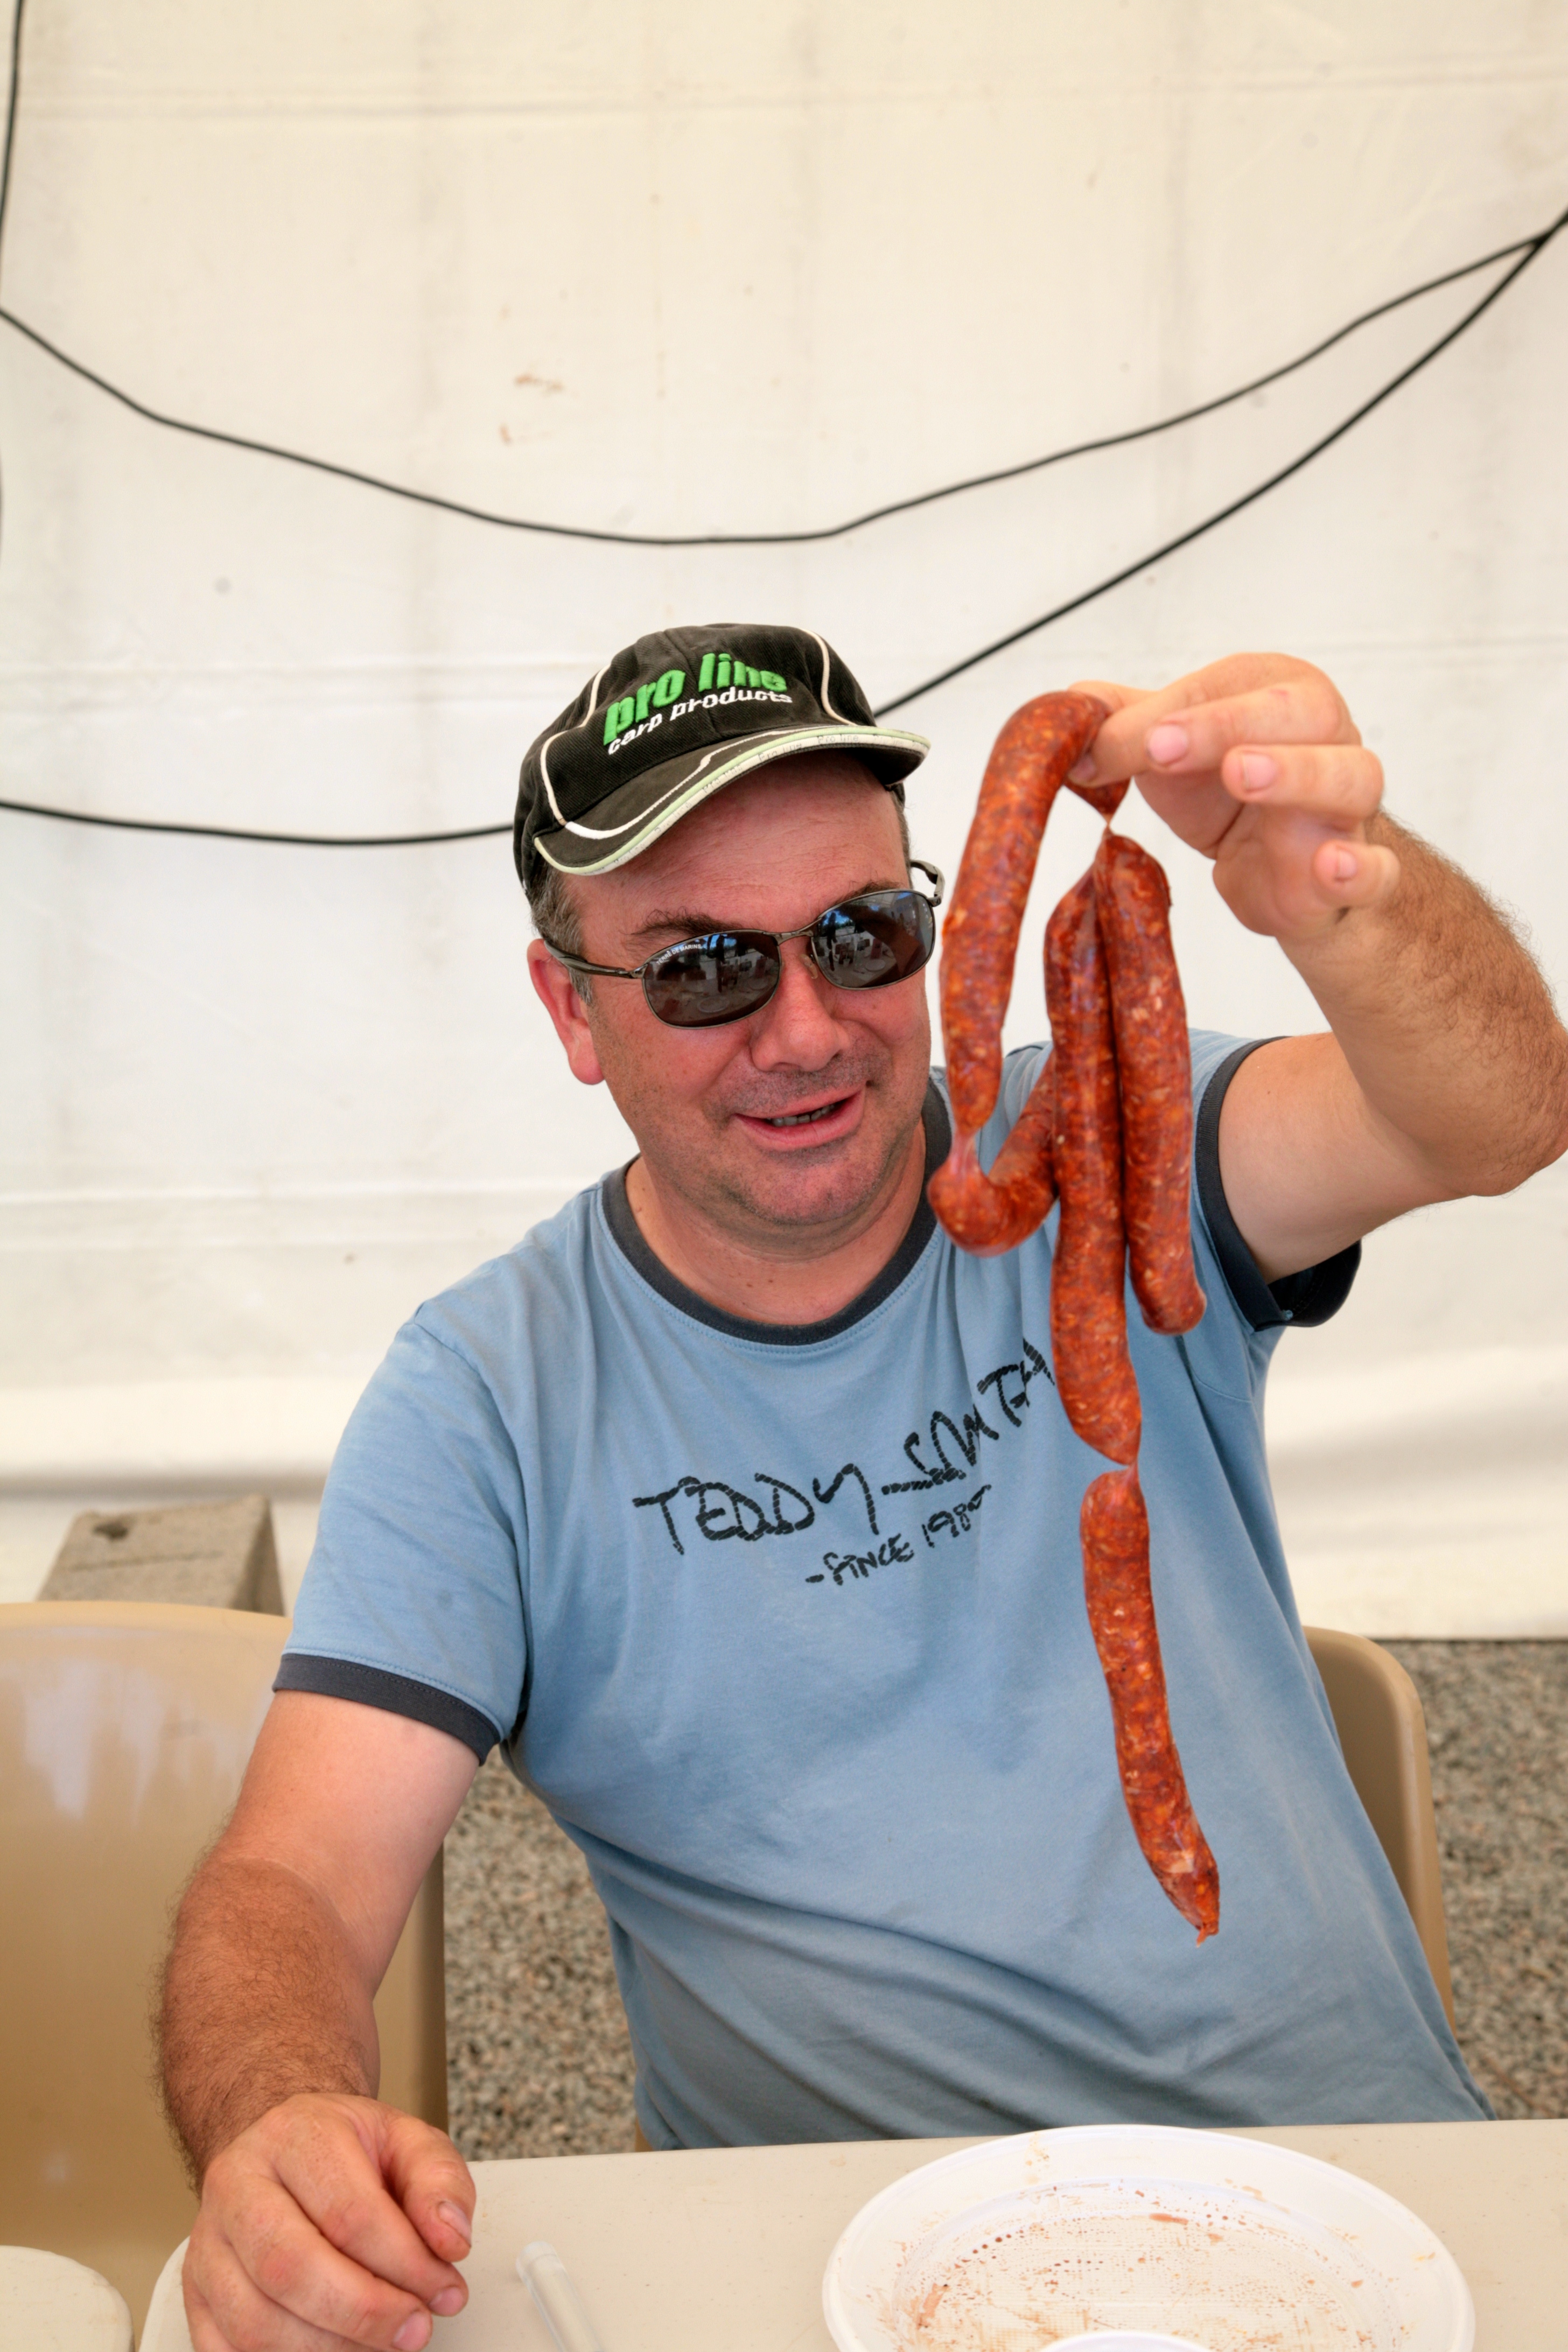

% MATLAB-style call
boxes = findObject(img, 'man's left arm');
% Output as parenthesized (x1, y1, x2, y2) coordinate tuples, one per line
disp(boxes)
(1069, 654, 1568, 1281)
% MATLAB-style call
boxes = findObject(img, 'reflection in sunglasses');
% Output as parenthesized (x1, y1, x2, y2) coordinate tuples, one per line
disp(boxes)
(542, 865, 944, 1029)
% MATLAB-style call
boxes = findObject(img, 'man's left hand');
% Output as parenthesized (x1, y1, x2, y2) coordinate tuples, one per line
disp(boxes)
(1068, 652, 1399, 944)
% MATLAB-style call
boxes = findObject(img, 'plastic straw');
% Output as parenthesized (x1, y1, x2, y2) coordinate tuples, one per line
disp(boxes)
(517, 2241, 608, 2352)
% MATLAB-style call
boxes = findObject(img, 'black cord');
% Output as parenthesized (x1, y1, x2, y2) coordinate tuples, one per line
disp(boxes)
(876, 198, 1568, 717)
(0, 227, 1542, 552)
(0, 0, 21, 261)
(0, 792, 510, 844)
(0, 0, 1552, 554)
(0, 0, 1561, 841)
(5, 195, 1561, 848)
(0, 0, 27, 568)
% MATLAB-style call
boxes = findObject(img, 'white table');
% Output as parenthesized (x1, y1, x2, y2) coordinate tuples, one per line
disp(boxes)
(0, 2246, 132, 2352)
(142, 2120, 1568, 2351)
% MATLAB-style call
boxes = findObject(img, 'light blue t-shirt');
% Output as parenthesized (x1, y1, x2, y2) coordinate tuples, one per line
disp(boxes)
(281, 1033, 1487, 2142)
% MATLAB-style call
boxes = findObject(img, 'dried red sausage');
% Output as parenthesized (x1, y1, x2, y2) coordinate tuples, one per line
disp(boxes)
(927, 1053, 1056, 1256)
(1080, 1466, 1220, 1941)
(1045, 871, 1140, 1467)
(1093, 830, 1206, 1336)
(932, 687, 1219, 1943)
(938, 691, 1108, 1140)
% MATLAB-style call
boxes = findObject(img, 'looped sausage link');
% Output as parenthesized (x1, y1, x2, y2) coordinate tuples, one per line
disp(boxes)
(930, 688, 1219, 1942)
(926, 1054, 1056, 1256)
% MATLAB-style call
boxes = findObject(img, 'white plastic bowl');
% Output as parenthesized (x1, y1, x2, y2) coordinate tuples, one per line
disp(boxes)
(822, 2125, 1473, 2352)
(1049, 2335, 1216, 2351)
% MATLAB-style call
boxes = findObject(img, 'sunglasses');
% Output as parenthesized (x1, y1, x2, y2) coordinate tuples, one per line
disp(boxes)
(542, 860, 944, 1029)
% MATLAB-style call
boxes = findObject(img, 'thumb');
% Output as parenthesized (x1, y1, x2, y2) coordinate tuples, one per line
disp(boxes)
(1063, 677, 1151, 782)
(1065, 675, 1144, 713)
(378, 2109, 477, 2263)
(1312, 835, 1401, 915)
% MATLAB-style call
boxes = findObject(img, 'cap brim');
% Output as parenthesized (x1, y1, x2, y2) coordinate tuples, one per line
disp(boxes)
(531, 723, 930, 876)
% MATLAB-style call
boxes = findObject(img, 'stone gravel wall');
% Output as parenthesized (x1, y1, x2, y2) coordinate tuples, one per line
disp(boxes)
(444, 1641, 1566, 2155)
(1388, 1641, 1567, 2122)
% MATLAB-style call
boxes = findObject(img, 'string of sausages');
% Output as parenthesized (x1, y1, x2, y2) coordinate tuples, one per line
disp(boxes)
(929, 691, 1221, 1942)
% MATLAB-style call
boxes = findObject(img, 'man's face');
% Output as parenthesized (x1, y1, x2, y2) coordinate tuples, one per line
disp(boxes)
(527, 757, 933, 1251)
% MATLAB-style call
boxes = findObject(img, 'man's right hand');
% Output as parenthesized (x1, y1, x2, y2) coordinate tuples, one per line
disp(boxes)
(182, 2093, 476, 2352)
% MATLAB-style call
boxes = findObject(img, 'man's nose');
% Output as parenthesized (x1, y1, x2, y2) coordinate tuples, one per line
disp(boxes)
(747, 940, 855, 1069)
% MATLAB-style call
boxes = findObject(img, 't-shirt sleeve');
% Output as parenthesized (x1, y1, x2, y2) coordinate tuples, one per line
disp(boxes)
(1192, 1034, 1361, 1332)
(995, 1032, 1361, 1338)
(277, 1315, 531, 1759)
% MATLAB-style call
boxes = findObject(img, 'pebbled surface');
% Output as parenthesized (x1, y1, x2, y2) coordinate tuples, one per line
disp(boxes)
(445, 1754, 635, 2158)
(1389, 1640, 1568, 2120)
(438, 1655, 1566, 2147)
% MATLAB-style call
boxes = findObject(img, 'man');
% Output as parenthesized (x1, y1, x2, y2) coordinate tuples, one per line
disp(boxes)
(161, 623, 1568, 2352)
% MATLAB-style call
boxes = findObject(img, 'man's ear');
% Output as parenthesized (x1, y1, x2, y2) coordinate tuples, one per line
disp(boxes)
(527, 940, 607, 1086)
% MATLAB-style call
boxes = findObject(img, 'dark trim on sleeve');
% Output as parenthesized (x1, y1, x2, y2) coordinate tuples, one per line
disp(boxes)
(601, 1080, 950, 1345)
(274, 1654, 498, 1761)
(1195, 1040, 1361, 1332)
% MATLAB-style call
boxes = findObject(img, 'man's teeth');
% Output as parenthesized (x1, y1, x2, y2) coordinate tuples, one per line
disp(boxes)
(766, 1102, 839, 1127)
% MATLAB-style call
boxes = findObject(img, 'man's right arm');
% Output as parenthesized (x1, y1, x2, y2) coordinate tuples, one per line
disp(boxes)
(160, 1690, 480, 2352)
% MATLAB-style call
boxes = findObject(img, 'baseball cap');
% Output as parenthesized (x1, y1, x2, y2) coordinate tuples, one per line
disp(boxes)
(514, 621, 929, 882)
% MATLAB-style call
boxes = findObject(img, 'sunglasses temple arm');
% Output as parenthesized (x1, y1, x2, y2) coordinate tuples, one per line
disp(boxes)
(542, 944, 639, 981)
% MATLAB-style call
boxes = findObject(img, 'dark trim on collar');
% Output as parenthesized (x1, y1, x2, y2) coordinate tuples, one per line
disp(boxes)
(275, 1654, 498, 1760)
(601, 1081, 951, 1346)
(1196, 1040, 1361, 1332)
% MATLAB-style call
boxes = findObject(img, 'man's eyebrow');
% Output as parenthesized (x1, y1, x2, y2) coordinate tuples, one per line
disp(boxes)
(625, 906, 732, 946)
(625, 879, 907, 948)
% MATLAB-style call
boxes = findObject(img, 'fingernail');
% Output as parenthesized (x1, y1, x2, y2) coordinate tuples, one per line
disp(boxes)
(431, 2287, 465, 2317)
(394, 2316, 432, 2352)
(437, 2201, 472, 2246)
(1329, 846, 1357, 881)
(1145, 723, 1188, 766)
(1238, 752, 1276, 793)
(1068, 753, 1096, 783)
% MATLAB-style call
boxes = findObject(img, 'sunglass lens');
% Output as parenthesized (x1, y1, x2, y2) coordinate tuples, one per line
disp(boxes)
(642, 934, 782, 1027)
(811, 893, 935, 989)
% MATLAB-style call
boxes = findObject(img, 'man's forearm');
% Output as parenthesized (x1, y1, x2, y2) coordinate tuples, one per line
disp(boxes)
(160, 1854, 381, 2179)
(1283, 813, 1568, 1195)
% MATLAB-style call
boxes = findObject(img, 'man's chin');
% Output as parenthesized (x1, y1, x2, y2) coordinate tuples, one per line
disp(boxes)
(708, 1124, 916, 1236)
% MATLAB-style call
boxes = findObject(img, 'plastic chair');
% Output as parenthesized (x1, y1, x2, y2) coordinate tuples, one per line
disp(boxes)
(1304, 1625, 1455, 2026)
(0, 1602, 447, 2335)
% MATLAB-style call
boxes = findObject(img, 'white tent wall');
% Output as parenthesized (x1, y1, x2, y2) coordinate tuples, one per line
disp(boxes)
(1, 0, 1564, 1627)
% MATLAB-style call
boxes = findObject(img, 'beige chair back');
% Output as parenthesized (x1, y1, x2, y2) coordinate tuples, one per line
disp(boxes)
(0, 1602, 446, 2334)
(1304, 1624, 1455, 2026)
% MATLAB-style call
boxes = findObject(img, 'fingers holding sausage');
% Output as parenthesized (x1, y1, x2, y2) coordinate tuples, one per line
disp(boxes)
(1066, 657, 1355, 783)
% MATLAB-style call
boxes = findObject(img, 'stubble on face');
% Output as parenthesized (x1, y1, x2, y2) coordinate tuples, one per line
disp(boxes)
(661, 1034, 923, 1242)
(571, 760, 933, 1266)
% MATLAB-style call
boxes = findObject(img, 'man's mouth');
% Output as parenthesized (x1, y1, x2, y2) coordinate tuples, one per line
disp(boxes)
(732, 1087, 863, 1143)
(765, 1101, 844, 1128)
